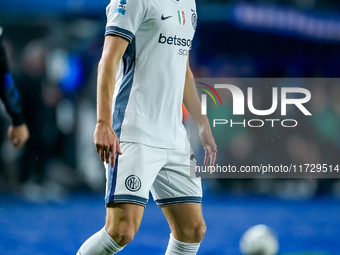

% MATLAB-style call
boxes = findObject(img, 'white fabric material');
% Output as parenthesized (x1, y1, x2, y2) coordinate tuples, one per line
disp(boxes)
(165, 233, 201, 255)
(77, 227, 124, 255)
(104, 142, 202, 206)
(105, 0, 197, 149)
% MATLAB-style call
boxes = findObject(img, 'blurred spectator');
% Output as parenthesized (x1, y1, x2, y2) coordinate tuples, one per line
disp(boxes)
(15, 39, 47, 188)
(0, 27, 29, 148)
(0, 26, 29, 191)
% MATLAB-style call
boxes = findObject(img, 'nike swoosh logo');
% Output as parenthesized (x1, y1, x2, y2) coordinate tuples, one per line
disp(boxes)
(161, 15, 172, 20)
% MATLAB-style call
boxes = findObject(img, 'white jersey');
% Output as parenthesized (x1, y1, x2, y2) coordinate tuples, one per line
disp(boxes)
(105, 0, 197, 149)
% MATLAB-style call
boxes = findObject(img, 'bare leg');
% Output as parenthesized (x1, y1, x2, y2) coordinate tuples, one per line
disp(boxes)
(162, 203, 206, 255)
(105, 203, 145, 246)
(77, 203, 144, 255)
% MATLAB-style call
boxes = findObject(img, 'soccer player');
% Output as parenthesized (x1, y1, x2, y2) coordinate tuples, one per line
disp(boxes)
(77, 0, 216, 254)
(0, 27, 29, 147)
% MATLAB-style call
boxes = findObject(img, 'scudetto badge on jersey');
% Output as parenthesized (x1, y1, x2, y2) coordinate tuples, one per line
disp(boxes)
(116, 0, 127, 15)
(177, 10, 186, 26)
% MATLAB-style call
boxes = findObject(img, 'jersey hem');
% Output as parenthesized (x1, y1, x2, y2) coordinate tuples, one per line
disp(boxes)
(105, 194, 148, 207)
(155, 196, 202, 207)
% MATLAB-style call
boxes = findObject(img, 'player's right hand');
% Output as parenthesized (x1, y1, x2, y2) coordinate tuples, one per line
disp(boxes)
(7, 123, 29, 148)
(94, 121, 122, 168)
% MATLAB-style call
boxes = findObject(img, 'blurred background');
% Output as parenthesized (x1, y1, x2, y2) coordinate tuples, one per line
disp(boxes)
(1, 0, 340, 254)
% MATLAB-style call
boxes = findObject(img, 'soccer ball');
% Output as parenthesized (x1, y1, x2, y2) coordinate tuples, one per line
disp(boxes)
(239, 224, 279, 255)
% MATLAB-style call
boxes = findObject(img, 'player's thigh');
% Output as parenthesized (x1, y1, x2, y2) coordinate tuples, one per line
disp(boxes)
(162, 203, 206, 243)
(105, 203, 145, 235)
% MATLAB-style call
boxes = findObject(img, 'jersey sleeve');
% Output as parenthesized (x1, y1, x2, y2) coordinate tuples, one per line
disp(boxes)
(0, 28, 8, 75)
(105, 0, 149, 43)
(0, 28, 25, 126)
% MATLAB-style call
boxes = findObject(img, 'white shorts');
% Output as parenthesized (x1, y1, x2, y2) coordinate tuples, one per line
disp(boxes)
(104, 142, 202, 207)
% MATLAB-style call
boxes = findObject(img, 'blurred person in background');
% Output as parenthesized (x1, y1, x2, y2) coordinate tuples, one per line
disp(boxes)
(14, 38, 51, 199)
(0, 26, 29, 147)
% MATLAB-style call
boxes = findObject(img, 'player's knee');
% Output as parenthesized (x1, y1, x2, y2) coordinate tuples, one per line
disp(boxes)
(193, 221, 206, 242)
(179, 221, 206, 243)
(106, 226, 136, 246)
(115, 229, 135, 246)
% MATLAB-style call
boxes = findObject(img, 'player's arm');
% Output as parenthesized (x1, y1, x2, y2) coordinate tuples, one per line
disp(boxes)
(0, 30, 29, 147)
(183, 57, 217, 166)
(94, 35, 129, 167)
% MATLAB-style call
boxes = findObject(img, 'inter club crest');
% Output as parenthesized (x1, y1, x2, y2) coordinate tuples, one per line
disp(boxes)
(191, 9, 197, 30)
(125, 175, 141, 192)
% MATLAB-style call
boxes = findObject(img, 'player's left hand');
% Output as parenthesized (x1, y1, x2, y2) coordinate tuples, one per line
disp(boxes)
(199, 123, 217, 166)
(7, 123, 30, 148)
